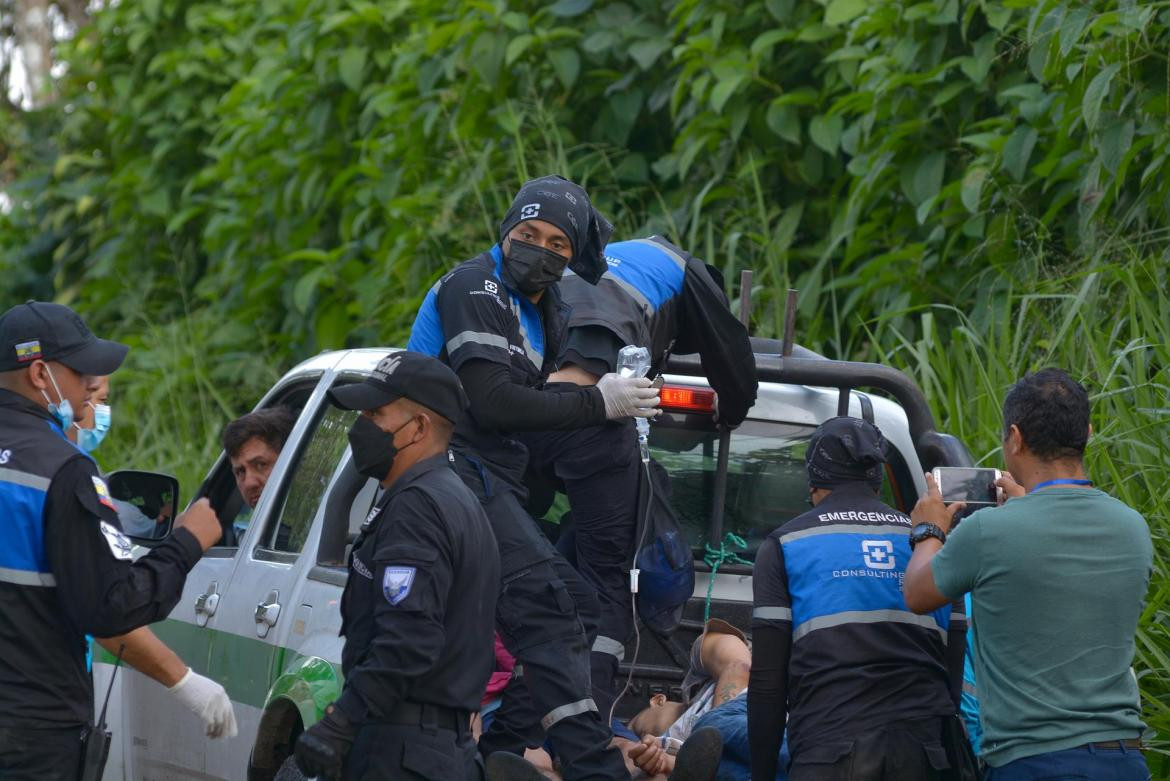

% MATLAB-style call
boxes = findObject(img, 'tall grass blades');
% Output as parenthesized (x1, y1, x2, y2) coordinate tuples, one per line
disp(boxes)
(868, 251, 1170, 762)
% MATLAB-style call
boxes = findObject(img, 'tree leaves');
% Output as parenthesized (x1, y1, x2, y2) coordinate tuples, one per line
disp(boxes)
(505, 35, 535, 66)
(824, 0, 867, 26)
(549, 0, 593, 18)
(901, 151, 946, 206)
(1099, 119, 1134, 175)
(1082, 62, 1120, 132)
(629, 39, 670, 71)
(338, 47, 367, 92)
(808, 114, 844, 154)
(548, 49, 580, 89)
(710, 74, 746, 113)
(960, 167, 988, 213)
(5, 0, 1170, 446)
(766, 102, 801, 144)
(1003, 125, 1039, 182)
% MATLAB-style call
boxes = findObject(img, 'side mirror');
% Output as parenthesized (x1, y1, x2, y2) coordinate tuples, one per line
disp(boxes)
(106, 470, 180, 543)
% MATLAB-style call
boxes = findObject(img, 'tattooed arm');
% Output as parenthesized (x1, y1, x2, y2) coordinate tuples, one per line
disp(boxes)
(700, 632, 752, 706)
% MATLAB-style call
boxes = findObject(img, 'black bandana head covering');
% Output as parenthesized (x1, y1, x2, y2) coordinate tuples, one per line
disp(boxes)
(498, 175, 614, 285)
(805, 416, 888, 490)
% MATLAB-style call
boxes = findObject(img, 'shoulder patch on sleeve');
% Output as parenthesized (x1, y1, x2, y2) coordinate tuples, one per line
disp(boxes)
(91, 476, 117, 511)
(99, 520, 134, 560)
(382, 566, 417, 605)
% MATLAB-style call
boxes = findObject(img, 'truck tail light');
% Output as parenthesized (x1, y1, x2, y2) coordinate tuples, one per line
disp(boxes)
(660, 385, 716, 414)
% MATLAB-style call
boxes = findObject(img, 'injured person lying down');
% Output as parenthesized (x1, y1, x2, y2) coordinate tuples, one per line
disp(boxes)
(622, 618, 790, 781)
(479, 619, 789, 781)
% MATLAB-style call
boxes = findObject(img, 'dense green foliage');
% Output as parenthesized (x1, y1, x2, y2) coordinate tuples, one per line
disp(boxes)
(7, 0, 1170, 350)
(1, 0, 1168, 761)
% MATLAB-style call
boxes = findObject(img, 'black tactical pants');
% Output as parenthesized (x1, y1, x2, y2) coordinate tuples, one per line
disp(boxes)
(0, 724, 85, 781)
(519, 419, 641, 721)
(789, 718, 950, 781)
(476, 496, 628, 781)
(452, 451, 628, 780)
(344, 723, 481, 780)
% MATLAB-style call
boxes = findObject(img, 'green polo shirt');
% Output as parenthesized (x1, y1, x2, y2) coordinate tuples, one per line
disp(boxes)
(931, 488, 1152, 767)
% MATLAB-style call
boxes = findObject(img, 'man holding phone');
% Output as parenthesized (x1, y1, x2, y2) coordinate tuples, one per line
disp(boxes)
(904, 368, 1152, 780)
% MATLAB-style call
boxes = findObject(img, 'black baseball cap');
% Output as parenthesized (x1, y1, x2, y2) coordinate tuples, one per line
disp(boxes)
(327, 350, 469, 424)
(0, 301, 129, 375)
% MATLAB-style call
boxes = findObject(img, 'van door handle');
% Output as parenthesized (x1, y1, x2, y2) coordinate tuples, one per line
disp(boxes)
(194, 582, 220, 627)
(254, 589, 281, 638)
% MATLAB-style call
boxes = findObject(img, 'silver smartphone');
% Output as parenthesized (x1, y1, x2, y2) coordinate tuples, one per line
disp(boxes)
(931, 467, 1001, 507)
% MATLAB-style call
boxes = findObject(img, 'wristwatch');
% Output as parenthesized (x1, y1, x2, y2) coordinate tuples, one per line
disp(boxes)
(909, 523, 947, 550)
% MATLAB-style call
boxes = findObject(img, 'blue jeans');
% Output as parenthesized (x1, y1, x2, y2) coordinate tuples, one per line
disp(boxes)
(985, 742, 1150, 781)
(692, 693, 789, 781)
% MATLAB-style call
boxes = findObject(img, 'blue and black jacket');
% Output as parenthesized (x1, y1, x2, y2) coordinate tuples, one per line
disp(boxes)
(407, 248, 608, 572)
(749, 482, 960, 767)
(0, 389, 202, 728)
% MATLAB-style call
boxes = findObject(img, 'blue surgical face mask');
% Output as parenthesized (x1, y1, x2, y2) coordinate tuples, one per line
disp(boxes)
(39, 365, 75, 431)
(76, 402, 111, 453)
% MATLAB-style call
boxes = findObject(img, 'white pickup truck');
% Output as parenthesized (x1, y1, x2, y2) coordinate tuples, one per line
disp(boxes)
(95, 339, 972, 780)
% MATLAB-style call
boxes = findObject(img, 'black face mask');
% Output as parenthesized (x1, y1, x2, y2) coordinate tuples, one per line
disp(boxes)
(347, 415, 416, 482)
(503, 239, 570, 295)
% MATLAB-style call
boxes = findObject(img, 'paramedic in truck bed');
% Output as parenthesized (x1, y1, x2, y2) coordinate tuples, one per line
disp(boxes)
(406, 175, 660, 780)
(520, 235, 758, 719)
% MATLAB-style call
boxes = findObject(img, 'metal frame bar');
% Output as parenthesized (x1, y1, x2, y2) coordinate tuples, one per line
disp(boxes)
(665, 350, 974, 472)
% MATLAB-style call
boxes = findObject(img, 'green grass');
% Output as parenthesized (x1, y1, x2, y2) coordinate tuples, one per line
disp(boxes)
(861, 251, 1170, 766)
(97, 307, 281, 498)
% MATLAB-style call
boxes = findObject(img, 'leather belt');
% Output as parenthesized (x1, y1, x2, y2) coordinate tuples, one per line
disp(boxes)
(377, 702, 470, 734)
(1078, 739, 1143, 751)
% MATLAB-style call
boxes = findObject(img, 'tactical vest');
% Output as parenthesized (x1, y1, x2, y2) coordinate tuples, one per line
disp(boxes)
(767, 482, 954, 754)
(0, 393, 90, 587)
(0, 390, 96, 726)
(407, 246, 573, 494)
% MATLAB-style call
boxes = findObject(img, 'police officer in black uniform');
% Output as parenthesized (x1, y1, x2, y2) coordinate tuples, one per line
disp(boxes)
(406, 176, 657, 780)
(293, 351, 500, 781)
(0, 301, 222, 780)
(748, 417, 964, 781)
(522, 235, 759, 716)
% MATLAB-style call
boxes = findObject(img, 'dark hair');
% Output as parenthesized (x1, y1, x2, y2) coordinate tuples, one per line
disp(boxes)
(222, 407, 297, 459)
(400, 398, 455, 445)
(1002, 368, 1090, 461)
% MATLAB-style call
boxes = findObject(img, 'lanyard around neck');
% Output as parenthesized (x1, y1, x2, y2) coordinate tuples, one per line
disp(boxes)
(1031, 478, 1092, 492)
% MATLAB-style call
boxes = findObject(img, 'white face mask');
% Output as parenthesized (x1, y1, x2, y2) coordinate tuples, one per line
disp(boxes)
(75, 402, 111, 453)
(39, 365, 75, 431)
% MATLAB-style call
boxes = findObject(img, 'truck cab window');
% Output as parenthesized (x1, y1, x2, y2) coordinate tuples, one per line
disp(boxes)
(257, 404, 354, 555)
(191, 384, 316, 552)
(651, 421, 814, 560)
(649, 419, 908, 561)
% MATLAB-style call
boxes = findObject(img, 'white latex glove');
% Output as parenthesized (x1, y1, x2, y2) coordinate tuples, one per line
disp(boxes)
(596, 373, 661, 420)
(169, 668, 238, 739)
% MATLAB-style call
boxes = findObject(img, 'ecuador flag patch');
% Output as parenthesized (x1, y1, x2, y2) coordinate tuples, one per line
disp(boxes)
(15, 340, 42, 362)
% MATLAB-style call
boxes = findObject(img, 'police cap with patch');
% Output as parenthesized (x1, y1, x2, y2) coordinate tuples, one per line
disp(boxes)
(0, 300, 129, 374)
(327, 350, 469, 424)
